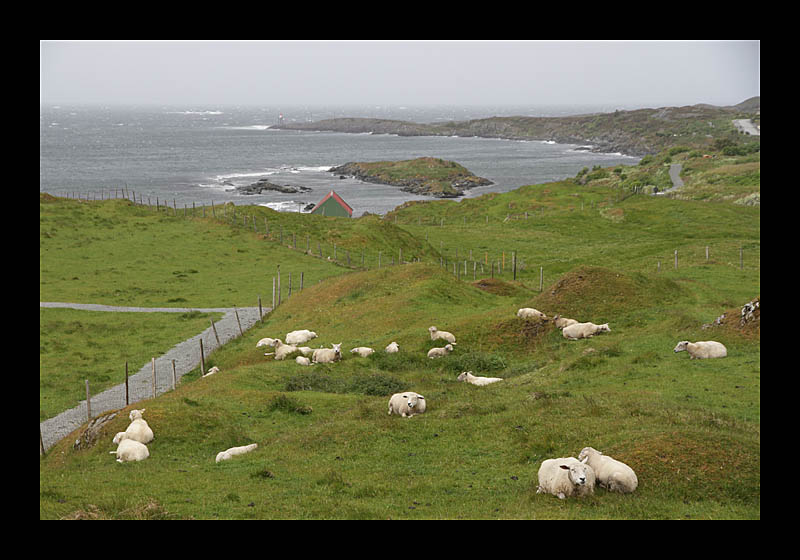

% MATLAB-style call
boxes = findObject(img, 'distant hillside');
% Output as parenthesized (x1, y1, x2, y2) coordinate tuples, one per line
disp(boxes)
(275, 98, 761, 157)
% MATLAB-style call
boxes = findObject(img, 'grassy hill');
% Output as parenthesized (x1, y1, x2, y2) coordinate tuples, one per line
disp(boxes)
(39, 148, 760, 519)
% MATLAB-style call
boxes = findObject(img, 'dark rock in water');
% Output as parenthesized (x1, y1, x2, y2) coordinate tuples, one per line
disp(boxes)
(236, 178, 312, 195)
(303, 203, 316, 211)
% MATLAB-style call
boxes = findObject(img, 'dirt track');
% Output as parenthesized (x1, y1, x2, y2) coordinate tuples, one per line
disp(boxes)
(39, 302, 266, 452)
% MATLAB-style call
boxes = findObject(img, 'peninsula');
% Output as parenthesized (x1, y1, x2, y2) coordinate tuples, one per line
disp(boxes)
(274, 97, 761, 157)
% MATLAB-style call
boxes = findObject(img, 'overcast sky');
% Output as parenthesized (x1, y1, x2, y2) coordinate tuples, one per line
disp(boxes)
(40, 40, 759, 108)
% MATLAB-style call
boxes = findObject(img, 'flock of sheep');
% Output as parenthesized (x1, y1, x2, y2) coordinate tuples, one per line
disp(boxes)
(109, 303, 728, 501)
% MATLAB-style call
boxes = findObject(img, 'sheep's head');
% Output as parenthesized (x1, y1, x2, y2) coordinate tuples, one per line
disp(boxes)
(407, 393, 424, 409)
(578, 447, 600, 462)
(129, 409, 145, 421)
(444, 344, 454, 352)
(332, 343, 342, 356)
(674, 341, 689, 353)
(457, 371, 472, 382)
(599, 324, 611, 332)
(559, 457, 591, 486)
(428, 326, 437, 333)
(112, 432, 129, 444)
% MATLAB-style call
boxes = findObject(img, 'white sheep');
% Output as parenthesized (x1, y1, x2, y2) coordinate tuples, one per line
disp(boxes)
(427, 344, 454, 359)
(536, 456, 596, 499)
(428, 326, 456, 344)
(312, 343, 342, 364)
(203, 366, 220, 377)
(256, 337, 278, 348)
(456, 371, 503, 386)
(385, 341, 400, 353)
(553, 314, 579, 329)
(285, 329, 318, 345)
(578, 447, 638, 493)
(215, 443, 258, 463)
(388, 392, 427, 418)
(109, 436, 150, 463)
(517, 307, 547, 320)
(350, 347, 375, 357)
(562, 322, 611, 340)
(297, 346, 314, 357)
(673, 340, 727, 359)
(295, 356, 311, 366)
(273, 339, 299, 360)
(115, 409, 154, 444)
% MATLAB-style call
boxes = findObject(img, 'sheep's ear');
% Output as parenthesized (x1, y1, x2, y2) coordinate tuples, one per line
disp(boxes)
(580, 456, 589, 464)
(559, 465, 570, 470)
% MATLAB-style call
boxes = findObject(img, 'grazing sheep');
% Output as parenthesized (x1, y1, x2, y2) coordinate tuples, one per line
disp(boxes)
(517, 308, 547, 320)
(295, 356, 311, 366)
(457, 371, 503, 386)
(273, 339, 299, 360)
(673, 340, 727, 359)
(553, 314, 579, 329)
(203, 366, 220, 377)
(256, 337, 279, 348)
(427, 344, 454, 359)
(428, 326, 456, 344)
(536, 456, 596, 499)
(562, 322, 611, 340)
(285, 330, 318, 345)
(350, 347, 375, 358)
(312, 343, 342, 364)
(110, 436, 150, 463)
(388, 392, 427, 418)
(578, 447, 638, 493)
(385, 341, 400, 353)
(115, 409, 154, 444)
(215, 443, 258, 463)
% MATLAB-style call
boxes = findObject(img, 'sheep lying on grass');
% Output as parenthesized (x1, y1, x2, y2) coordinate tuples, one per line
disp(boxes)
(285, 330, 317, 345)
(350, 347, 375, 357)
(578, 447, 638, 493)
(428, 326, 456, 344)
(673, 340, 727, 359)
(113, 409, 154, 444)
(427, 344, 454, 359)
(385, 341, 400, 353)
(388, 392, 427, 418)
(273, 339, 299, 360)
(297, 347, 314, 357)
(215, 443, 258, 463)
(553, 314, 579, 329)
(295, 356, 311, 366)
(312, 343, 342, 364)
(203, 366, 220, 377)
(110, 436, 150, 463)
(457, 371, 503, 386)
(536, 456, 595, 499)
(517, 308, 547, 320)
(256, 337, 278, 348)
(562, 322, 611, 340)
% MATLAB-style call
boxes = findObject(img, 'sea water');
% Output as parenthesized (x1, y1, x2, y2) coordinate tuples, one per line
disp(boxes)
(39, 104, 639, 216)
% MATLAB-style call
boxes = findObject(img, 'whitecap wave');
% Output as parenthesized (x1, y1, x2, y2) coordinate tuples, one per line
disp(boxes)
(167, 110, 223, 115)
(258, 201, 312, 213)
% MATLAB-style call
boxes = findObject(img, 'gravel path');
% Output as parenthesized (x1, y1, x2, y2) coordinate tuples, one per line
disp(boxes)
(40, 302, 267, 452)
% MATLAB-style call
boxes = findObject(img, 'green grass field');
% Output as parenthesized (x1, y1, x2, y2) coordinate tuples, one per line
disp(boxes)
(39, 152, 759, 519)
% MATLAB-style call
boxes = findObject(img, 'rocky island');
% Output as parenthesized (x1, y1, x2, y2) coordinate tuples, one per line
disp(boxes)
(234, 178, 313, 196)
(329, 157, 492, 197)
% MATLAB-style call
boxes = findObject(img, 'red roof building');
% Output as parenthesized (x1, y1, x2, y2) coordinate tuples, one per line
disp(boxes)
(310, 190, 353, 217)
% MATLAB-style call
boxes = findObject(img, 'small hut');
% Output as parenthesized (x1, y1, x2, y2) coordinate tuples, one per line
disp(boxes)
(310, 190, 353, 218)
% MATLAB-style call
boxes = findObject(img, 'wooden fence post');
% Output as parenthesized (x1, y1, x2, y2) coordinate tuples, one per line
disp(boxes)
(125, 362, 129, 406)
(234, 306, 243, 336)
(172, 359, 177, 390)
(210, 318, 221, 346)
(85, 379, 91, 421)
(200, 339, 205, 377)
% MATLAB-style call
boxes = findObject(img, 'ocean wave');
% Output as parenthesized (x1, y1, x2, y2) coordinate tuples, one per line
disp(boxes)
(167, 110, 223, 115)
(218, 125, 272, 130)
(258, 201, 312, 213)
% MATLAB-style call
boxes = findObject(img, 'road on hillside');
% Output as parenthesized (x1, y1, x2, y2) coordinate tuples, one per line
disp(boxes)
(39, 303, 266, 452)
(733, 119, 760, 136)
